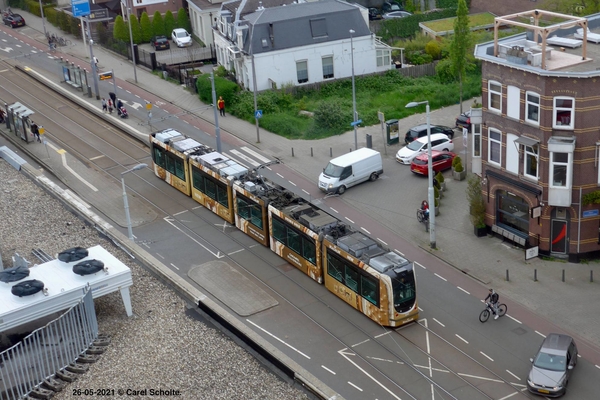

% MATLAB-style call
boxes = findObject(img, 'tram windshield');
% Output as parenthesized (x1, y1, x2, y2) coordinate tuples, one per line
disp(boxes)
(392, 270, 416, 313)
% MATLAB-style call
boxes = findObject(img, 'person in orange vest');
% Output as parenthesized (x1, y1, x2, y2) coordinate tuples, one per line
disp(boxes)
(217, 96, 225, 117)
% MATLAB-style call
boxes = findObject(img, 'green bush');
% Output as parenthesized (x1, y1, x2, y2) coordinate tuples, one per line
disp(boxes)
(140, 12, 152, 43)
(176, 7, 190, 32)
(378, 9, 458, 41)
(260, 113, 306, 139)
(113, 16, 128, 42)
(129, 14, 141, 44)
(152, 12, 165, 37)
(195, 75, 239, 107)
(314, 101, 347, 131)
(435, 170, 444, 183)
(453, 156, 464, 172)
(435, 58, 455, 84)
(425, 40, 442, 60)
(164, 11, 175, 36)
(467, 174, 486, 227)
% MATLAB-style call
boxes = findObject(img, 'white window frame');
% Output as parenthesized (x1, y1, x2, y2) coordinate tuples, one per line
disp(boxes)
(376, 49, 390, 67)
(525, 92, 540, 125)
(550, 152, 571, 188)
(506, 85, 520, 120)
(488, 128, 502, 167)
(488, 81, 502, 114)
(524, 144, 539, 180)
(473, 123, 481, 158)
(296, 60, 308, 84)
(553, 96, 575, 130)
(322, 56, 334, 79)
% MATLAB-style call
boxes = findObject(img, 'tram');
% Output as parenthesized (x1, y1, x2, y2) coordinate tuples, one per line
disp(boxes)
(149, 129, 418, 327)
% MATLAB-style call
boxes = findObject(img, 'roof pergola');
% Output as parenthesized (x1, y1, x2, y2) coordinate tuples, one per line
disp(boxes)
(494, 9, 588, 69)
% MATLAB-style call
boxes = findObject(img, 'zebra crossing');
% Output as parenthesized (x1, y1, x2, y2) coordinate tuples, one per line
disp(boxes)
(223, 146, 272, 170)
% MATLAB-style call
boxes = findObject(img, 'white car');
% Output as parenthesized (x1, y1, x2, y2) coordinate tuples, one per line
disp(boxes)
(396, 133, 454, 164)
(171, 28, 192, 47)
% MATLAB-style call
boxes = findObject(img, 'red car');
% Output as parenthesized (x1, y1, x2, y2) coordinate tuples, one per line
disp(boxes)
(410, 150, 456, 176)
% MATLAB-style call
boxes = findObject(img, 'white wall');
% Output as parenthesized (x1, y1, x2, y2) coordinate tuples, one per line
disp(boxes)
(188, 4, 219, 46)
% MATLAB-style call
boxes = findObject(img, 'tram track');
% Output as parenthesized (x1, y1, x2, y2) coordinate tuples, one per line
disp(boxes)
(1, 60, 537, 399)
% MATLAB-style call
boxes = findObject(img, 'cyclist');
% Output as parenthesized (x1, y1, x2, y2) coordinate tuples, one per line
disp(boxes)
(420, 200, 429, 222)
(484, 288, 500, 319)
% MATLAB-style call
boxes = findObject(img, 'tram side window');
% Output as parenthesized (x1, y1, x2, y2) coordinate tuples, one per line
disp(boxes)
(271, 215, 317, 265)
(236, 195, 264, 229)
(302, 239, 316, 264)
(287, 230, 301, 253)
(360, 276, 378, 306)
(272, 217, 286, 243)
(327, 249, 379, 307)
(152, 146, 165, 168)
(345, 266, 359, 292)
(327, 252, 344, 282)
(192, 169, 230, 208)
(165, 153, 185, 180)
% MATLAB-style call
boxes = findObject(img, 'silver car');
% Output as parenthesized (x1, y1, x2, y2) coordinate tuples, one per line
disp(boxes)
(527, 333, 578, 397)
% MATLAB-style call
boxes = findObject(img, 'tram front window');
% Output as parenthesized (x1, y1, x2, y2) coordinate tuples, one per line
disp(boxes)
(392, 272, 416, 313)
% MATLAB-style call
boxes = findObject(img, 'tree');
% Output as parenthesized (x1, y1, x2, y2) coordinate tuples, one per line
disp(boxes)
(176, 7, 190, 32)
(449, 0, 472, 114)
(140, 12, 153, 43)
(113, 15, 129, 42)
(129, 13, 142, 44)
(164, 11, 176, 36)
(152, 11, 165, 37)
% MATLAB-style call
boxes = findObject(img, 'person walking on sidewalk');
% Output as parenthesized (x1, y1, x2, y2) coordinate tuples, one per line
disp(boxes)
(101, 98, 107, 113)
(218, 96, 225, 117)
(107, 98, 113, 114)
(31, 122, 41, 143)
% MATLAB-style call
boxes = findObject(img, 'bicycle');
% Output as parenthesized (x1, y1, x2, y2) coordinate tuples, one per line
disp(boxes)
(479, 302, 507, 322)
(58, 37, 72, 47)
(416, 208, 429, 232)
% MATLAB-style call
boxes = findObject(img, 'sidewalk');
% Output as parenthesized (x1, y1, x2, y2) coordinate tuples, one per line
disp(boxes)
(5, 10, 600, 354)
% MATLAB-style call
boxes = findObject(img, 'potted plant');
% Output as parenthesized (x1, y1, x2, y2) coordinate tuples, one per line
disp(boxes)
(435, 171, 445, 192)
(434, 186, 441, 215)
(467, 175, 487, 237)
(434, 196, 440, 216)
(452, 156, 466, 181)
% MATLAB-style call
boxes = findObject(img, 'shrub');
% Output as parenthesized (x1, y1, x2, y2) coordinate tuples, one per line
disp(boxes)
(129, 14, 141, 44)
(313, 101, 346, 131)
(164, 11, 175, 35)
(195, 75, 239, 107)
(176, 8, 190, 32)
(453, 157, 464, 172)
(425, 40, 442, 60)
(452, 155, 461, 169)
(467, 175, 486, 227)
(140, 12, 152, 43)
(435, 58, 455, 84)
(260, 113, 305, 139)
(152, 12, 165, 37)
(113, 16, 128, 42)
(435, 171, 444, 183)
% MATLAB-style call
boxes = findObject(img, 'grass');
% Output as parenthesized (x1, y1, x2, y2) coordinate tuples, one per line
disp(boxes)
(421, 12, 496, 33)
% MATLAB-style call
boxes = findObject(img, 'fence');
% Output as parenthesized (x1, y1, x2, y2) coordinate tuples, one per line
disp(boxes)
(396, 62, 438, 78)
(0, 287, 98, 400)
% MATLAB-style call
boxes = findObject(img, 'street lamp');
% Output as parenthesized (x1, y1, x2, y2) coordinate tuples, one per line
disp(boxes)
(406, 100, 435, 249)
(126, 0, 138, 83)
(38, 0, 47, 38)
(86, 18, 100, 100)
(350, 29, 357, 150)
(121, 163, 147, 240)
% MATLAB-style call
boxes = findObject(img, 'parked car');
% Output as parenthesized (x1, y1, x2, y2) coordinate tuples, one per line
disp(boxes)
(404, 124, 455, 144)
(456, 109, 471, 131)
(368, 8, 383, 20)
(3, 13, 25, 28)
(382, 11, 412, 19)
(410, 151, 456, 176)
(171, 28, 192, 47)
(382, 1, 404, 13)
(151, 35, 170, 50)
(396, 133, 454, 165)
(527, 333, 578, 397)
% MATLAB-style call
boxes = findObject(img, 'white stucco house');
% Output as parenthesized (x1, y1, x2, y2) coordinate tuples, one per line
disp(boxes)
(187, 0, 224, 48)
(213, 0, 393, 91)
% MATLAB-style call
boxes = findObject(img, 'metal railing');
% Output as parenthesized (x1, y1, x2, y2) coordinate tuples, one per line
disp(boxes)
(0, 286, 98, 400)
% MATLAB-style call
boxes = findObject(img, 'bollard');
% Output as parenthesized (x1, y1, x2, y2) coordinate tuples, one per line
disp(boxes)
(291, 147, 294, 157)
(349, 148, 352, 153)
(311, 147, 313, 157)
(330, 147, 332, 157)
(591, 270, 594, 282)
(562, 269, 565, 282)
(506, 269, 509, 281)
(534, 269, 537, 282)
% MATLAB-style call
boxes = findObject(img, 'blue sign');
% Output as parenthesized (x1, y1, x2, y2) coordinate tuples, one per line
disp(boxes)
(350, 119, 363, 127)
(255, 110, 263, 119)
(71, 0, 90, 17)
(583, 209, 599, 218)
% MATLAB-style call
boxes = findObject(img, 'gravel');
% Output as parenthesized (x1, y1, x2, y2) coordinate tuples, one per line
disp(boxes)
(0, 159, 310, 400)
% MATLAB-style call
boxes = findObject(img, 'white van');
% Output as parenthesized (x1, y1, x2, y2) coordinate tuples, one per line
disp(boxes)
(318, 148, 383, 194)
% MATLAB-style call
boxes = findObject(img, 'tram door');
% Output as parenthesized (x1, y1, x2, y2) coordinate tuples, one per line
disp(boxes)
(550, 208, 569, 254)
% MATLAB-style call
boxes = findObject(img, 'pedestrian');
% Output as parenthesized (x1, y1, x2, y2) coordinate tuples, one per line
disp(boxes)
(93, 56, 99, 69)
(218, 96, 225, 117)
(101, 98, 107, 113)
(107, 98, 113, 114)
(31, 122, 41, 143)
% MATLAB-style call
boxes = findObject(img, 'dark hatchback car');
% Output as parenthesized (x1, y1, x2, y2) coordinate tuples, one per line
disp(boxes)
(368, 8, 383, 20)
(527, 333, 578, 397)
(3, 14, 26, 28)
(455, 109, 471, 131)
(151, 35, 170, 51)
(404, 124, 455, 144)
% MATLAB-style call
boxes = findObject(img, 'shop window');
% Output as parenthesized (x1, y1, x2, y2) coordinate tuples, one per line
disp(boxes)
(526, 92, 540, 125)
(496, 190, 529, 236)
(488, 128, 502, 166)
(553, 97, 574, 130)
(489, 81, 502, 113)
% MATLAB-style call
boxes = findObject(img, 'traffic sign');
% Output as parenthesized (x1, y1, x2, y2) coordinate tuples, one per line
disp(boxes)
(255, 110, 263, 119)
(146, 102, 152, 110)
(350, 119, 363, 127)
(71, 0, 90, 17)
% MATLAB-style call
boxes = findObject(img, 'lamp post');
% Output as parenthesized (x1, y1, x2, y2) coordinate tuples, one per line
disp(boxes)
(349, 29, 357, 150)
(210, 71, 222, 152)
(121, 163, 147, 240)
(126, 0, 138, 83)
(406, 101, 435, 249)
(250, 26, 260, 143)
(38, 0, 47, 38)
(86, 17, 100, 100)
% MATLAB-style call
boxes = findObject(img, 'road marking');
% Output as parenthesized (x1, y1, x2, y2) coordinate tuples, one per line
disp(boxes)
(535, 331, 546, 338)
(480, 351, 494, 361)
(277, 173, 284, 178)
(434, 273, 447, 281)
(596, 364, 600, 370)
(302, 189, 310, 195)
(414, 261, 425, 269)
(377, 238, 388, 246)
(498, 391, 521, 400)
(46, 142, 98, 191)
(163, 216, 224, 258)
(507, 315, 522, 324)
(345, 217, 354, 224)
(288, 181, 296, 186)
(170, 263, 179, 270)
(173, 210, 188, 216)
(330, 208, 338, 213)
(89, 154, 105, 161)
(414, 364, 450, 373)
(348, 382, 363, 392)
(360, 227, 371, 234)
(455, 334, 468, 344)
(458, 373, 503, 383)
(230, 149, 259, 166)
(321, 365, 336, 375)
(394, 249, 405, 257)
(339, 349, 403, 399)
(351, 339, 370, 347)
(506, 370, 521, 381)
(247, 319, 310, 359)
(141, 242, 150, 249)
(457, 286, 470, 295)
(374, 331, 391, 339)
(367, 356, 395, 363)
(155, 253, 165, 259)
(241, 146, 270, 163)
(228, 249, 244, 255)
(192, 206, 203, 210)
(433, 318, 445, 327)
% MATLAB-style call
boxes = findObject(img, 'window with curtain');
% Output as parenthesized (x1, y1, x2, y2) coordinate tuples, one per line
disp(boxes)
(296, 60, 308, 83)
(489, 81, 502, 113)
(553, 97, 575, 130)
(526, 92, 540, 124)
(488, 128, 502, 166)
(322, 56, 333, 79)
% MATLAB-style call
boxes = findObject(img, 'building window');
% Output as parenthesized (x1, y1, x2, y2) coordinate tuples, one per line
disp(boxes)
(322, 56, 333, 79)
(524, 144, 538, 180)
(526, 92, 540, 124)
(496, 190, 529, 237)
(488, 128, 502, 166)
(376, 49, 390, 67)
(489, 81, 502, 113)
(506, 85, 520, 120)
(473, 123, 481, 157)
(296, 60, 308, 83)
(553, 97, 574, 129)
(550, 152, 569, 187)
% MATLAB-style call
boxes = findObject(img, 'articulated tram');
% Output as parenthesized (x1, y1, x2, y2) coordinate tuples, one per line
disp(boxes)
(150, 129, 418, 327)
